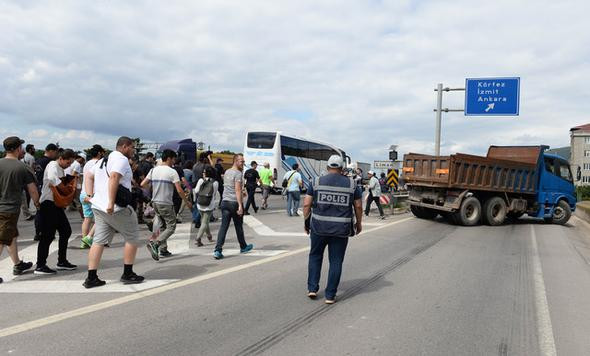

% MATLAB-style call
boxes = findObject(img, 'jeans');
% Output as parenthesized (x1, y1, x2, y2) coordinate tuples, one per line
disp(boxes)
(287, 191, 301, 216)
(307, 233, 349, 299)
(215, 200, 247, 252)
(37, 201, 71, 267)
(365, 192, 384, 217)
(192, 205, 201, 225)
(244, 185, 258, 213)
(153, 203, 177, 251)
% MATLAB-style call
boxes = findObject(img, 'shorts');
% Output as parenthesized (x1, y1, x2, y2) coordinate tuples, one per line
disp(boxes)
(79, 192, 94, 218)
(92, 207, 141, 246)
(262, 185, 271, 199)
(0, 212, 19, 245)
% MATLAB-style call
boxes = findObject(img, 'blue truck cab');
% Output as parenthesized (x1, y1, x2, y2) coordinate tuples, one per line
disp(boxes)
(536, 150, 577, 221)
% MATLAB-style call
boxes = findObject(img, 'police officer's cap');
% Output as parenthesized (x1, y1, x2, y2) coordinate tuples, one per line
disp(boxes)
(327, 155, 343, 169)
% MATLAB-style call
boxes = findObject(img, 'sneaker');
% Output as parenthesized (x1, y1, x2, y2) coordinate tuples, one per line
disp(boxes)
(307, 291, 317, 299)
(325, 299, 336, 305)
(13, 261, 33, 275)
(56, 261, 78, 270)
(254, 207, 259, 213)
(293, 212, 300, 217)
(207, 236, 213, 242)
(34, 265, 57, 275)
(380, 215, 386, 220)
(240, 244, 254, 254)
(120, 272, 145, 284)
(0, 277, 3, 284)
(83, 277, 106, 289)
(147, 241, 160, 261)
(244, 212, 250, 216)
(159, 250, 172, 258)
(80, 236, 93, 249)
(213, 251, 224, 260)
(195, 240, 204, 247)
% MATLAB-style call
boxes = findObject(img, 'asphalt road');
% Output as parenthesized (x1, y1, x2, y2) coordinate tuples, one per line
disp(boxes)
(1, 195, 590, 355)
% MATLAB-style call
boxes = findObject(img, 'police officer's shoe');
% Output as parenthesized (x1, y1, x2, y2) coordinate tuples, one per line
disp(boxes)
(307, 291, 317, 299)
(325, 299, 336, 305)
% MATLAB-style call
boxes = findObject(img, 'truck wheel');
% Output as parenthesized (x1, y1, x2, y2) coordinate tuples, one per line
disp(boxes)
(550, 200, 572, 225)
(410, 205, 438, 220)
(456, 196, 482, 226)
(483, 197, 507, 226)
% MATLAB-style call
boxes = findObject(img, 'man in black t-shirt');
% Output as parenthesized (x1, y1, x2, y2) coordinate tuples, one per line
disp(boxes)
(243, 161, 260, 215)
(33, 143, 58, 240)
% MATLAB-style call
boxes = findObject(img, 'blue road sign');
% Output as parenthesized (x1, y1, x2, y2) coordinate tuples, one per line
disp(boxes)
(465, 77, 520, 116)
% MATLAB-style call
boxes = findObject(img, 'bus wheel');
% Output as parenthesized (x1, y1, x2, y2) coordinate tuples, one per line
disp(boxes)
(483, 197, 507, 226)
(549, 200, 571, 225)
(410, 205, 438, 220)
(455, 196, 482, 226)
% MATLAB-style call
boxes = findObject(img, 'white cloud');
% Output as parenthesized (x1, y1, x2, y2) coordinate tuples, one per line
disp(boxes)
(0, 0, 589, 162)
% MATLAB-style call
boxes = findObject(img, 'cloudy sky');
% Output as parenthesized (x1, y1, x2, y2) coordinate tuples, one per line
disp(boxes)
(1, 0, 589, 162)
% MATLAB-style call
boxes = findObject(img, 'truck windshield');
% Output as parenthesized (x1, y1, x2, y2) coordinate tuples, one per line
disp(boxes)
(247, 132, 276, 149)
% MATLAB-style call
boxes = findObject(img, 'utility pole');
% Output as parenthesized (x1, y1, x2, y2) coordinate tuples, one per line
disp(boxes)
(433, 84, 465, 156)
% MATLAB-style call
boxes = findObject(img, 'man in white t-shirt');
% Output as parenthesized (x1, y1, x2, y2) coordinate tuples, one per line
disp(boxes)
(141, 149, 192, 260)
(79, 145, 105, 249)
(35, 149, 76, 275)
(83, 137, 144, 289)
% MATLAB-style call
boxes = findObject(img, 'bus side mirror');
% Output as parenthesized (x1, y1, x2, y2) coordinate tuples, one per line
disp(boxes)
(577, 166, 582, 182)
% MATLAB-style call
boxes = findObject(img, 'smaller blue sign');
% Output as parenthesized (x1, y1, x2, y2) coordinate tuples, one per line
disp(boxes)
(465, 77, 520, 116)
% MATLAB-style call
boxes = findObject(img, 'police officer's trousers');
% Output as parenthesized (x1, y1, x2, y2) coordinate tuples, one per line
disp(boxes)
(307, 233, 348, 299)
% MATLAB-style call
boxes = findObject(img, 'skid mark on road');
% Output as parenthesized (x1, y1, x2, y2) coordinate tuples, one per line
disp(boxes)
(0, 217, 414, 339)
(235, 221, 450, 356)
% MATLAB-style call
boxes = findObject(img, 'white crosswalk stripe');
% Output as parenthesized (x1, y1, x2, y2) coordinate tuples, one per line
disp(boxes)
(0, 279, 180, 293)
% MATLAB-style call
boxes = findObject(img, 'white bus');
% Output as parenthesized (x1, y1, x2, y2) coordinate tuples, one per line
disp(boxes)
(243, 131, 349, 190)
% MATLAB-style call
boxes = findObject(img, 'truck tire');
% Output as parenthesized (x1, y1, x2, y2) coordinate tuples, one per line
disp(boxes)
(483, 197, 507, 226)
(549, 200, 572, 225)
(455, 196, 482, 226)
(410, 205, 438, 220)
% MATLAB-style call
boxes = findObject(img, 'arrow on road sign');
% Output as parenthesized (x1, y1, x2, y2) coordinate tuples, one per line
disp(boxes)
(484, 103, 495, 112)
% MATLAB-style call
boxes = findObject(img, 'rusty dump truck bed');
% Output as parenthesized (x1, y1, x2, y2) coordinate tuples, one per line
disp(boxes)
(402, 146, 546, 195)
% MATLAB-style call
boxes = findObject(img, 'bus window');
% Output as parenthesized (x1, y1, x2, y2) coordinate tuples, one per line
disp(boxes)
(247, 132, 276, 149)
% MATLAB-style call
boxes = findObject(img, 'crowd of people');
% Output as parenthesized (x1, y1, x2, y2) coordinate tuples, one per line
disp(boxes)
(1, 135, 379, 303)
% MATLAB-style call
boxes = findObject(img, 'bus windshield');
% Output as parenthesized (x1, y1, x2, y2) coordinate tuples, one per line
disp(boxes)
(247, 132, 276, 149)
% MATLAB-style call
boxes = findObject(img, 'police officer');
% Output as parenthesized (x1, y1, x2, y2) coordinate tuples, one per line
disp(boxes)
(303, 155, 363, 304)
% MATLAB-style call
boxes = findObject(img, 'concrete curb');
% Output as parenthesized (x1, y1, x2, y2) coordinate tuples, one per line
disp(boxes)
(575, 202, 590, 223)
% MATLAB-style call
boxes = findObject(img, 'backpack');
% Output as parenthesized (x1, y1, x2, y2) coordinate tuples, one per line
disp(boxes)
(198, 179, 215, 206)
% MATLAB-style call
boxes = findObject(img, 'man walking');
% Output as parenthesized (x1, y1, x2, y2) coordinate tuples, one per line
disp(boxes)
(215, 157, 225, 208)
(243, 161, 260, 215)
(20, 144, 36, 220)
(35, 148, 77, 274)
(83, 136, 145, 288)
(259, 162, 274, 210)
(283, 163, 303, 216)
(33, 143, 58, 240)
(213, 154, 253, 260)
(142, 149, 192, 260)
(365, 171, 385, 219)
(0, 137, 40, 283)
(303, 155, 363, 304)
(191, 151, 214, 228)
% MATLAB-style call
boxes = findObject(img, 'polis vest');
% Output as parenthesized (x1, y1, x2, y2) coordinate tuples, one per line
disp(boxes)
(311, 173, 356, 237)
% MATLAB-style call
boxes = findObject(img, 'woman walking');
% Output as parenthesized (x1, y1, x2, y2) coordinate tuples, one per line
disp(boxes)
(194, 166, 218, 246)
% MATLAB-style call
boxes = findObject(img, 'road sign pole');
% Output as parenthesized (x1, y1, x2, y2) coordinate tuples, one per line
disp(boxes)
(435, 83, 443, 156)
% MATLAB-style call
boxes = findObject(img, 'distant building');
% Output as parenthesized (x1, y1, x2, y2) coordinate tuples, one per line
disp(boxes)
(546, 146, 571, 161)
(570, 124, 590, 185)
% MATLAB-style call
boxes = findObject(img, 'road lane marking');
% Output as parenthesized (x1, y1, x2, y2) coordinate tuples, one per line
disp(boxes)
(0, 235, 78, 283)
(530, 225, 557, 356)
(0, 216, 413, 339)
(0, 279, 179, 293)
(243, 215, 307, 237)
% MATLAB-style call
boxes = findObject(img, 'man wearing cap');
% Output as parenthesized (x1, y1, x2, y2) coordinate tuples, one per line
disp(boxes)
(0, 137, 40, 283)
(303, 155, 363, 304)
(365, 170, 385, 219)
